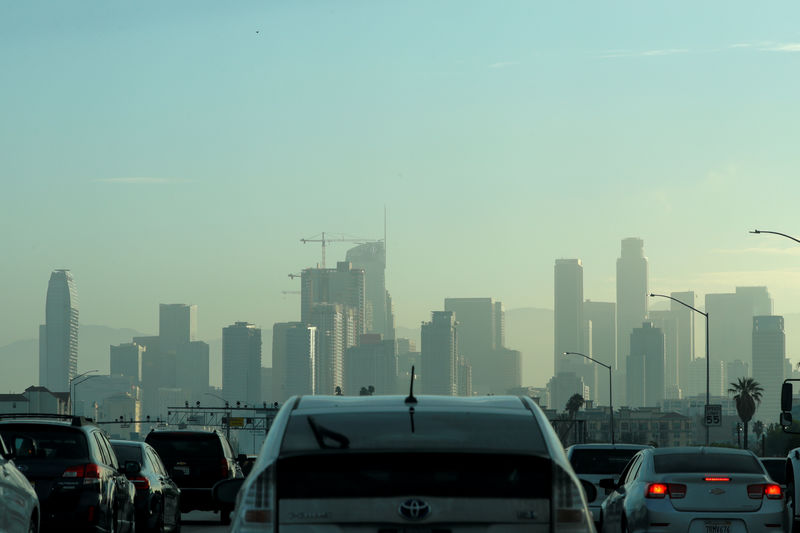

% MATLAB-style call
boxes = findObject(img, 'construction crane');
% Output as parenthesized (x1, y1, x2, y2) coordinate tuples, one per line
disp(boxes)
(288, 273, 301, 279)
(300, 232, 376, 268)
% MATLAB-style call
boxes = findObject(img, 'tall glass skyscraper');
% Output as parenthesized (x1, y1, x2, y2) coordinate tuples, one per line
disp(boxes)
(39, 269, 79, 391)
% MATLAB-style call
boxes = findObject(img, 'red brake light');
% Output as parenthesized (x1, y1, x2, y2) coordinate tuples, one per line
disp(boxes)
(221, 458, 229, 478)
(63, 465, 85, 478)
(668, 483, 687, 499)
(704, 477, 730, 482)
(765, 484, 782, 499)
(647, 483, 668, 498)
(84, 464, 101, 479)
(748, 483, 781, 499)
(63, 464, 102, 485)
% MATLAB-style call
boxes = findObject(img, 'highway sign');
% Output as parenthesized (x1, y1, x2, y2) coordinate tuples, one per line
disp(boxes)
(705, 404, 722, 426)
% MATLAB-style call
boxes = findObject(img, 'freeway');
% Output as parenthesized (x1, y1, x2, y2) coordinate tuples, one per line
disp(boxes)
(181, 511, 230, 533)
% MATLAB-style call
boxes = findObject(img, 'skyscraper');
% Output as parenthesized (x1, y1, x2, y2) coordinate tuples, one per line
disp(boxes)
(554, 259, 584, 374)
(40, 269, 79, 392)
(110, 342, 143, 384)
(670, 291, 696, 398)
(346, 241, 394, 338)
(310, 303, 348, 395)
(159, 304, 197, 353)
(301, 262, 366, 337)
(272, 322, 316, 401)
(344, 334, 398, 395)
(616, 238, 648, 403)
(421, 311, 458, 396)
(175, 341, 210, 402)
(752, 315, 785, 421)
(626, 321, 665, 408)
(583, 300, 616, 405)
(222, 322, 262, 404)
(648, 310, 679, 399)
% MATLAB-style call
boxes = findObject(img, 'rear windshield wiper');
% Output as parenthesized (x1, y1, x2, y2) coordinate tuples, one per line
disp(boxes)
(306, 416, 350, 449)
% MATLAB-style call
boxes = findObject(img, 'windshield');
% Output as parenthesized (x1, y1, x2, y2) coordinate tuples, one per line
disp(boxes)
(0, 425, 88, 461)
(654, 453, 764, 474)
(570, 449, 641, 476)
(111, 444, 143, 464)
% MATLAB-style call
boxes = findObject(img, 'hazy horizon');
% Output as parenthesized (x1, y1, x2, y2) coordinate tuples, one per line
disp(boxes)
(4, 2, 800, 366)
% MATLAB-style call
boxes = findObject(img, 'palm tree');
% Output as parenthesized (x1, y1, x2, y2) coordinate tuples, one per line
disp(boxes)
(566, 394, 584, 419)
(728, 377, 764, 449)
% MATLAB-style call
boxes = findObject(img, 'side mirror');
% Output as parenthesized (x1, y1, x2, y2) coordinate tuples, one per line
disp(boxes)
(213, 478, 245, 506)
(124, 461, 142, 476)
(781, 412, 793, 428)
(782, 382, 793, 413)
(598, 478, 617, 491)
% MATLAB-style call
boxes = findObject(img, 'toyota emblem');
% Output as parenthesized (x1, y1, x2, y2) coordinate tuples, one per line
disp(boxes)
(398, 498, 431, 521)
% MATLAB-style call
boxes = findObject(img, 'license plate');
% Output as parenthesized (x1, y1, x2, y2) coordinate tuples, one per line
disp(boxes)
(705, 520, 731, 533)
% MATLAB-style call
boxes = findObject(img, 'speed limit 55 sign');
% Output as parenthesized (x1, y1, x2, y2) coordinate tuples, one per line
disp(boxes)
(705, 404, 722, 426)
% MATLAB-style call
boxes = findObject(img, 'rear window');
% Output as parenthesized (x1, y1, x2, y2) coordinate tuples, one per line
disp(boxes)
(146, 432, 223, 464)
(278, 453, 552, 499)
(760, 460, 786, 484)
(111, 444, 143, 464)
(0, 424, 88, 460)
(654, 453, 764, 474)
(570, 449, 641, 475)
(281, 412, 546, 454)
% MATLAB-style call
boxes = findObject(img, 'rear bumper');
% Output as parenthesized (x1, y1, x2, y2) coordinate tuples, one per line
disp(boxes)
(630, 508, 787, 533)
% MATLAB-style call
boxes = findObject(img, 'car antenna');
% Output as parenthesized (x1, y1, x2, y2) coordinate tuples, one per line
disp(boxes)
(405, 365, 417, 404)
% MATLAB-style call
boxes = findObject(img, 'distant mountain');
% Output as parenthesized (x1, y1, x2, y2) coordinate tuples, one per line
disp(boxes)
(0, 325, 146, 394)
(505, 307, 553, 388)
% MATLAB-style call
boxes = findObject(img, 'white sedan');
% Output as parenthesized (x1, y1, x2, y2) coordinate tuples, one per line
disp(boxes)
(0, 434, 39, 533)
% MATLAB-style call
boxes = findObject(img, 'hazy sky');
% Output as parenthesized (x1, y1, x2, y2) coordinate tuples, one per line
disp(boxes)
(3, 1, 800, 355)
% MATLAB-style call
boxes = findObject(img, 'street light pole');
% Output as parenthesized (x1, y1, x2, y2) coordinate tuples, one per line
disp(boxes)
(564, 351, 614, 444)
(750, 229, 800, 245)
(650, 292, 710, 446)
(69, 369, 99, 416)
(205, 392, 231, 442)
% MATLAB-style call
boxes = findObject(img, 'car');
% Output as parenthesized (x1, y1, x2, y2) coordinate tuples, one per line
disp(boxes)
(0, 413, 136, 533)
(0, 432, 40, 533)
(144, 428, 242, 524)
(600, 446, 787, 533)
(565, 443, 651, 528)
(215, 394, 595, 532)
(758, 457, 788, 490)
(110, 439, 181, 533)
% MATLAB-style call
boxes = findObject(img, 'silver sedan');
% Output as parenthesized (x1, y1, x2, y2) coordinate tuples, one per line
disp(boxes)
(0, 434, 39, 533)
(600, 447, 786, 533)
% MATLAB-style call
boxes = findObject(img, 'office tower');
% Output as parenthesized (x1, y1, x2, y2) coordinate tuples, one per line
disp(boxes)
(626, 322, 665, 408)
(346, 242, 392, 337)
(134, 335, 163, 416)
(457, 358, 473, 396)
(397, 338, 416, 355)
(670, 291, 696, 398)
(648, 310, 679, 399)
(547, 372, 587, 413)
(421, 311, 458, 396)
(727, 359, 749, 384)
(159, 304, 197, 353)
(272, 322, 316, 401)
(301, 262, 366, 337)
(310, 303, 347, 395)
(444, 297, 510, 394)
(583, 300, 616, 405)
(344, 334, 398, 395)
(175, 341, 209, 402)
(40, 270, 79, 391)
(616, 238, 648, 398)
(222, 322, 262, 404)
(752, 316, 785, 421)
(385, 291, 396, 340)
(706, 287, 772, 395)
(554, 260, 585, 374)
(110, 342, 143, 383)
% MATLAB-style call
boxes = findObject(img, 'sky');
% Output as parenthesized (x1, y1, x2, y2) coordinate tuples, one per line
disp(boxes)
(3, 1, 800, 363)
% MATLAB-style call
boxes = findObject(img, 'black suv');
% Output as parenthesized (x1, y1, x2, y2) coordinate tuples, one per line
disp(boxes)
(144, 429, 242, 524)
(0, 414, 136, 533)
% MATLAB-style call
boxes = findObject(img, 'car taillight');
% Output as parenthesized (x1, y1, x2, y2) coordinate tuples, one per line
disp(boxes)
(551, 464, 591, 533)
(647, 483, 668, 498)
(748, 483, 783, 500)
(704, 477, 730, 482)
(240, 466, 274, 532)
(668, 483, 686, 499)
(130, 476, 150, 490)
(63, 464, 102, 485)
(221, 458, 229, 478)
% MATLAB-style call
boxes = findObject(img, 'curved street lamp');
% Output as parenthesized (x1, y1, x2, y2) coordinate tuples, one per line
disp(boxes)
(204, 392, 231, 440)
(750, 229, 800, 245)
(70, 369, 99, 416)
(564, 351, 614, 444)
(650, 292, 710, 446)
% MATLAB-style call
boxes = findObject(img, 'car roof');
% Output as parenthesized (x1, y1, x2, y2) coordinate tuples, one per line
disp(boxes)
(292, 395, 530, 414)
(650, 447, 758, 457)
(567, 444, 652, 451)
(109, 439, 147, 447)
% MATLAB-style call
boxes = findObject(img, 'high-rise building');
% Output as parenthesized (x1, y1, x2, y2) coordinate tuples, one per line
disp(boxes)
(706, 287, 772, 396)
(752, 316, 785, 421)
(443, 297, 511, 394)
(272, 322, 316, 401)
(554, 260, 585, 374)
(134, 335, 163, 417)
(421, 311, 458, 396)
(626, 321, 665, 408)
(40, 270, 79, 392)
(310, 304, 347, 395)
(110, 342, 143, 384)
(159, 304, 197, 353)
(175, 341, 209, 402)
(583, 300, 616, 405)
(616, 238, 648, 402)
(648, 310, 679, 399)
(344, 334, 398, 396)
(301, 262, 366, 337)
(670, 291, 696, 398)
(546, 372, 588, 413)
(222, 322, 262, 404)
(346, 242, 394, 338)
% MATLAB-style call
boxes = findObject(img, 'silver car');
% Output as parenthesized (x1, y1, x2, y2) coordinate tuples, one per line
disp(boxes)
(0, 433, 39, 533)
(566, 444, 651, 527)
(216, 394, 595, 532)
(600, 447, 786, 533)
